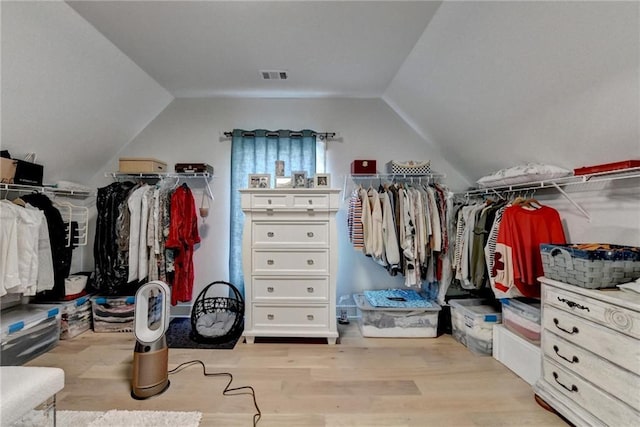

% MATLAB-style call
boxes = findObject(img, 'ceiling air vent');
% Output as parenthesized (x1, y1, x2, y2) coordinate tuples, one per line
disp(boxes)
(260, 70, 288, 80)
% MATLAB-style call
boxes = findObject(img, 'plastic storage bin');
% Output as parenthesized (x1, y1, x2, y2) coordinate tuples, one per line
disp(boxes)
(91, 296, 135, 333)
(450, 299, 501, 355)
(41, 295, 92, 339)
(500, 298, 541, 343)
(354, 294, 441, 337)
(1, 304, 61, 365)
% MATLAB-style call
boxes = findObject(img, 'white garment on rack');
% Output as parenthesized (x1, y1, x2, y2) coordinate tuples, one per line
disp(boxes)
(127, 185, 148, 282)
(359, 187, 373, 256)
(0, 202, 20, 296)
(368, 188, 385, 262)
(138, 186, 153, 281)
(381, 191, 400, 268)
(25, 204, 54, 294)
(0, 201, 41, 295)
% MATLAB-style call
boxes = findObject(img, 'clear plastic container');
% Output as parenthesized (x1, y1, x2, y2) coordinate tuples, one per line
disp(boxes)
(91, 296, 135, 333)
(500, 298, 541, 343)
(1, 304, 61, 365)
(354, 294, 441, 338)
(449, 299, 502, 355)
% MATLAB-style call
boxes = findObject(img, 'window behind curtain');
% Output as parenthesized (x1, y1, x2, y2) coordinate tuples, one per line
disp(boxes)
(229, 129, 325, 295)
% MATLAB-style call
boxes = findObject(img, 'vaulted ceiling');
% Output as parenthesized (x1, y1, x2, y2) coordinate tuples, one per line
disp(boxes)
(2, 1, 638, 185)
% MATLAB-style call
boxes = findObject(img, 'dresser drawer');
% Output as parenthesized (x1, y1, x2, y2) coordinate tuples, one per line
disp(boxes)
(253, 277, 329, 302)
(252, 250, 329, 275)
(544, 285, 640, 339)
(252, 305, 329, 330)
(543, 305, 640, 374)
(542, 358, 640, 426)
(543, 331, 640, 410)
(251, 193, 290, 208)
(292, 194, 329, 209)
(253, 221, 329, 247)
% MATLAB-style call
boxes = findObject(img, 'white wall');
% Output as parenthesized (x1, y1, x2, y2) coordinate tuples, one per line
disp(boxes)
(1, 1, 173, 183)
(89, 97, 470, 310)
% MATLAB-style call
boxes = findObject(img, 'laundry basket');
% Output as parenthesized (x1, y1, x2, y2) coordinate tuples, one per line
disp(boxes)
(190, 281, 244, 344)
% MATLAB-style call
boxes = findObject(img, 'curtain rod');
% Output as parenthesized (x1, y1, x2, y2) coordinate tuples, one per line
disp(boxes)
(221, 131, 338, 141)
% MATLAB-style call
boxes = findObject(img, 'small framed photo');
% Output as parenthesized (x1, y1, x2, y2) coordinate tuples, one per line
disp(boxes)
(275, 160, 285, 177)
(275, 176, 292, 188)
(292, 171, 307, 188)
(249, 173, 271, 189)
(314, 173, 331, 188)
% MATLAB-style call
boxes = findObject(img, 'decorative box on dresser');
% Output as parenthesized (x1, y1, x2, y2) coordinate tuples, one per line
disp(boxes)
(535, 277, 640, 426)
(240, 188, 341, 344)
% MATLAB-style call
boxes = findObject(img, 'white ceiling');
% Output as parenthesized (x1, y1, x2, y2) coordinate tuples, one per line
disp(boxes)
(67, 0, 441, 98)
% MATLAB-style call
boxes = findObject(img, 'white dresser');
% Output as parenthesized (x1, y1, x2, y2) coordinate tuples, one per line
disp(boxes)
(240, 188, 340, 344)
(535, 277, 640, 426)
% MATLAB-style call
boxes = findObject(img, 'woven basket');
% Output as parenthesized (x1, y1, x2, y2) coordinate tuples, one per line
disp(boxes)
(387, 160, 431, 175)
(190, 281, 244, 344)
(541, 244, 640, 289)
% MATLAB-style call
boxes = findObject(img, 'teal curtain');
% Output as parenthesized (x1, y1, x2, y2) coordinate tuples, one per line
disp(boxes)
(230, 129, 317, 295)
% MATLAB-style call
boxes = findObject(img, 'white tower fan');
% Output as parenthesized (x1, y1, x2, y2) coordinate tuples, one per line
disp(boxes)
(131, 280, 171, 399)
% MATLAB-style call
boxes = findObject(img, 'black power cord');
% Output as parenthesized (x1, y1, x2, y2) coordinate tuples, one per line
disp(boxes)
(168, 360, 261, 426)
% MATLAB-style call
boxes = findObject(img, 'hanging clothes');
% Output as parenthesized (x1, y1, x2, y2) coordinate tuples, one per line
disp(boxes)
(165, 183, 200, 305)
(21, 193, 71, 299)
(493, 204, 566, 298)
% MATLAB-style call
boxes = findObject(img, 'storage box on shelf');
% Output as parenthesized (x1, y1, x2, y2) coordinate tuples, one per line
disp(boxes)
(500, 298, 541, 343)
(91, 296, 135, 333)
(118, 157, 167, 173)
(1, 305, 61, 366)
(41, 295, 92, 339)
(450, 299, 502, 355)
(354, 294, 441, 338)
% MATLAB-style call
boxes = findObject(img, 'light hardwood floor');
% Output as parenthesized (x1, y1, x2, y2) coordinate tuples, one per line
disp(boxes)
(27, 323, 568, 427)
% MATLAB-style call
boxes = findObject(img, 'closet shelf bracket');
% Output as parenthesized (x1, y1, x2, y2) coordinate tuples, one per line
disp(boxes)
(550, 182, 591, 222)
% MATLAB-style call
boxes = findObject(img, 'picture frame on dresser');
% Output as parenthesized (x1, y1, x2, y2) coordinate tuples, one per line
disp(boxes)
(248, 173, 270, 189)
(314, 173, 331, 188)
(292, 171, 307, 188)
(275, 176, 292, 188)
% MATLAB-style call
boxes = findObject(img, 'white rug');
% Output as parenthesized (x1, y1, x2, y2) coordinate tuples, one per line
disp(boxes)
(47, 410, 201, 427)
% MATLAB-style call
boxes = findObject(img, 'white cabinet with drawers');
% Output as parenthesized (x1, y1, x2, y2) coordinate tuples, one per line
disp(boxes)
(240, 188, 341, 344)
(535, 277, 640, 426)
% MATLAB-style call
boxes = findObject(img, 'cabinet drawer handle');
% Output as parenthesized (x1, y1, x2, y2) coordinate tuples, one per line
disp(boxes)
(267, 259, 274, 265)
(553, 318, 579, 335)
(267, 314, 274, 320)
(267, 199, 272, 205)
(307, 314, 314, 321)
(557, 296, 590, 312)
(267, 287, 274, 293)
(307, 259, 314, 265)
(307, 231, 314, 238)
(307, 287, 314, 293)
(552, 372, 578, 393)
(553, 345, 579, 364)
(267, 232, 274, 237)
(308, 199, 313, 205)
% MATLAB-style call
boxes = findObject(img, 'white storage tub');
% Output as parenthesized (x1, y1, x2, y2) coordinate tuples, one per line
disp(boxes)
(354, 294, 441, 338)
(450, 298, 502, 355)
(500, 298, 541, 343)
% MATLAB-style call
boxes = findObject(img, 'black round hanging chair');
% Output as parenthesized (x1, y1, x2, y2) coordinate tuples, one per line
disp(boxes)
(190, 281, 244, 344)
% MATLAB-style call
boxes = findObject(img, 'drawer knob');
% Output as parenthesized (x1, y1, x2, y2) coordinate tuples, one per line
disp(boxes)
(553, 318, 579, 335)
(267, 287, 274, 293)
(267, 259, 274, 265)
(307, 287, 314, 293)
(553, 345, 579, 364)
(267, 199, 272, 205)
(552, 372, 578, 393)
(307, 232, 314, 238)
(557, 296, 590, 312)
(307, 259, 314, 265)
(307, 314, 314, 321)
(267, 232, 274, 237)
(308, 199, 313, 205)
(267, 314, 274, 320)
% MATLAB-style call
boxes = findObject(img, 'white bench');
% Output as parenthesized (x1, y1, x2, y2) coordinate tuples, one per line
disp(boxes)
(0, 367, 65, 426)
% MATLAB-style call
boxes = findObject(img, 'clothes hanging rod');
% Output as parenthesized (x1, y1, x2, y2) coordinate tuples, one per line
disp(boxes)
(221, 131, 338, 141)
